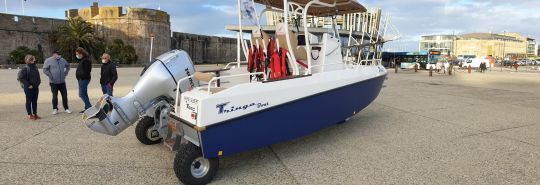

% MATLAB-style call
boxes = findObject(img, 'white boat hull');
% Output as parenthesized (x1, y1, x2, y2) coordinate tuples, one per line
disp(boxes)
(178, 66, 387, 158)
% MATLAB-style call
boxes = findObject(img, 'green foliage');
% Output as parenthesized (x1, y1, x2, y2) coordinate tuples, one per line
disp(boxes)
(94, 41, 107, 61)
(9, 46, 42, 64)
(51, 17, 138, 64)
(103, 39, 138, 64)
(52, 17, 98, 62)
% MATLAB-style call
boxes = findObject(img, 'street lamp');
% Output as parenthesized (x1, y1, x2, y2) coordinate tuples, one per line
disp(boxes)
(502, 31, 506, 72)
(21, 0, 25, 15)
(149, 33, 155, 63)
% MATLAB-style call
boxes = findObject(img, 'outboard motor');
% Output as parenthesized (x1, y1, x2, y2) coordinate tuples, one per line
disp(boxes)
(82, 50, 198, 136)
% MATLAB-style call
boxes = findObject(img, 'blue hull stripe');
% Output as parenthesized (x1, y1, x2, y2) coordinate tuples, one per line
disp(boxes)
(200, 74, 387, 158)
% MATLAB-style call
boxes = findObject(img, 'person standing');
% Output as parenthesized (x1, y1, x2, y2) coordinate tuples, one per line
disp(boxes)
(17, 55, 41, 120)
(75, 47, 92, 113)
(479, 62, 485, 73)
(99, 53, 118, 96)
(43, 51, 71, 115)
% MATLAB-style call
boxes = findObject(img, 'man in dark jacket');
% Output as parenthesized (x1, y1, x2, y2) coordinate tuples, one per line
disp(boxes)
(99, 53, 118, 96)
(43, 51, 71, 115)
(75, 47, 92, 113)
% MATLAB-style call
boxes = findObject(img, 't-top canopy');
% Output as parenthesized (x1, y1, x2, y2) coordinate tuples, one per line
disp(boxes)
(254, 0, 367, 16)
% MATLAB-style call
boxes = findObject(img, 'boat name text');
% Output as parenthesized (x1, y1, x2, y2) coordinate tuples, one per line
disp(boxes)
(216, 102, 269, 114)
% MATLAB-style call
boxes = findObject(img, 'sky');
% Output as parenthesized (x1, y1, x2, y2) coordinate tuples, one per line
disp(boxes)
(4, 0, 540, 51)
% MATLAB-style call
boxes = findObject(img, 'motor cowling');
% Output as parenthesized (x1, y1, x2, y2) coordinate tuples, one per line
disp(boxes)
(82, 50, 198, 136)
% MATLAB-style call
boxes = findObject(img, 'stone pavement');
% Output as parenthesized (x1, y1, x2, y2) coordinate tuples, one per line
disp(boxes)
(0, 67, 539, 184)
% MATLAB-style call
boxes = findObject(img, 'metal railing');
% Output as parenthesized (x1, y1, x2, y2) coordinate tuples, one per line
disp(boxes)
(353, 59, 382, 67)
(223, 62, 248, 70)
(174, 72, 266, 112)
(174, 75, 195, 112)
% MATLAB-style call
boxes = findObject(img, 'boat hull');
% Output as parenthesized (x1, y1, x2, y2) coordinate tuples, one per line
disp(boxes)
(198, 74, 386, 158)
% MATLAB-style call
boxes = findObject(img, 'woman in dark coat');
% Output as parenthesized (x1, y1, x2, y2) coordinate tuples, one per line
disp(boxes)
(17, 55, 41, 120)
(75, 47, 92, 113)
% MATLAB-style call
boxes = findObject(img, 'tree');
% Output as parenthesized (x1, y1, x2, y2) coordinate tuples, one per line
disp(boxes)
(9, 46, 42, 64)
(104, 39, 138, 64)
(52, 17, 98, 62)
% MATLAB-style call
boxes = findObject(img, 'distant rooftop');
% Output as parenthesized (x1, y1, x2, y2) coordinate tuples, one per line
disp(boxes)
(421, 32, 533, 42)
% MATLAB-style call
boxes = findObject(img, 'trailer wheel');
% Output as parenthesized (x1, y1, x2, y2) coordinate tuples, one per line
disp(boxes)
(135, 116, 162, 145)
(174, 143, 219, 185)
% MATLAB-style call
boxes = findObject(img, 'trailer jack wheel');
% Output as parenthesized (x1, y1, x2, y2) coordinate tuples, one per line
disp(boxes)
(174, 143, 219, 185)
(135, 116, 162, 145)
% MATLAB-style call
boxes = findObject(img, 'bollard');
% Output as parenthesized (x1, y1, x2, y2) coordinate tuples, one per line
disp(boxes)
(468, 66, 471, 74)
(395, 65, 398, 73)
(414, 64, 418, 72)
(429, 67, 433, 77)
(449, 64, 453, 75)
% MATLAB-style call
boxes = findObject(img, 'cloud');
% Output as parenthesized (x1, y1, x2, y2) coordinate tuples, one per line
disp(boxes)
(5, 0, 539, 51)
(201, 4, 237, 16)
(365, 0, 540, 51)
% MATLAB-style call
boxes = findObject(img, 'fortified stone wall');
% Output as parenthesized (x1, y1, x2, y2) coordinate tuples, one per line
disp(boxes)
(171, 32, 243, 64)
(66, 3, 171, 64)
(0, 13, 66, 64)
(0, 3, 242, 65)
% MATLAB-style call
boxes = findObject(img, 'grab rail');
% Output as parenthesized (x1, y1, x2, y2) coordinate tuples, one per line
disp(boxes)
(223, 62, 238, 70)
(174, 71, 267, 111)
(223, 62, 248, 70)
(174, 75, 194, 112)
(207, 72, 265, 94)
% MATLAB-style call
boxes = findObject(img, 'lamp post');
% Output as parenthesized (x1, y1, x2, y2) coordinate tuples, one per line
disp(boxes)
(149, 33, 155, 63)
(502, 31, 506, 72)
(21, 0, 25, 15)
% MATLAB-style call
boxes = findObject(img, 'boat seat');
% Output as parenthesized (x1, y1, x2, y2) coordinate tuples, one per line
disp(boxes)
(193, 72, 226, 94)
(193, 71, 215, 82)
(276, 29, 308, 61)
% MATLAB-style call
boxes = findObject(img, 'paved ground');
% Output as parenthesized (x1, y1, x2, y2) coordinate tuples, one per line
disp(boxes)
(0, 67, 539, 184)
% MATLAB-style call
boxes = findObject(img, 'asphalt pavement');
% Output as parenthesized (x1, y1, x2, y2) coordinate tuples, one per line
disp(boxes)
(0, 67, 538, 184)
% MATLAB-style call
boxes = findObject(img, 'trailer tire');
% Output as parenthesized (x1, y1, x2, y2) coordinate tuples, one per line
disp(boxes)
(174, 143, 218, 185)
(135, 116, 162, 145)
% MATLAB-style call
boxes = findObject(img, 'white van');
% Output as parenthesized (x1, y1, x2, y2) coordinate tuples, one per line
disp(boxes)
(464, 56, 489, 68)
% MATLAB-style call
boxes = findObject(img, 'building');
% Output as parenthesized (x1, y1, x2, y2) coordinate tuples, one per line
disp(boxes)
(419, 35, 456, 55)
(419, 32, 536, 59)
(0, 14, 66, 64)
(66, 2, 171, 64)
(537, 44, 540, 57)
(171, 32, 242, 64)
(0, 2, 246, 66)
(457, 33, 527, 59)
(527, 38, 537, 58)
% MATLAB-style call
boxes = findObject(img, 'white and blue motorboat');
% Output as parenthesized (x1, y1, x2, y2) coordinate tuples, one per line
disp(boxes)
(82, 0, 397, 184)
